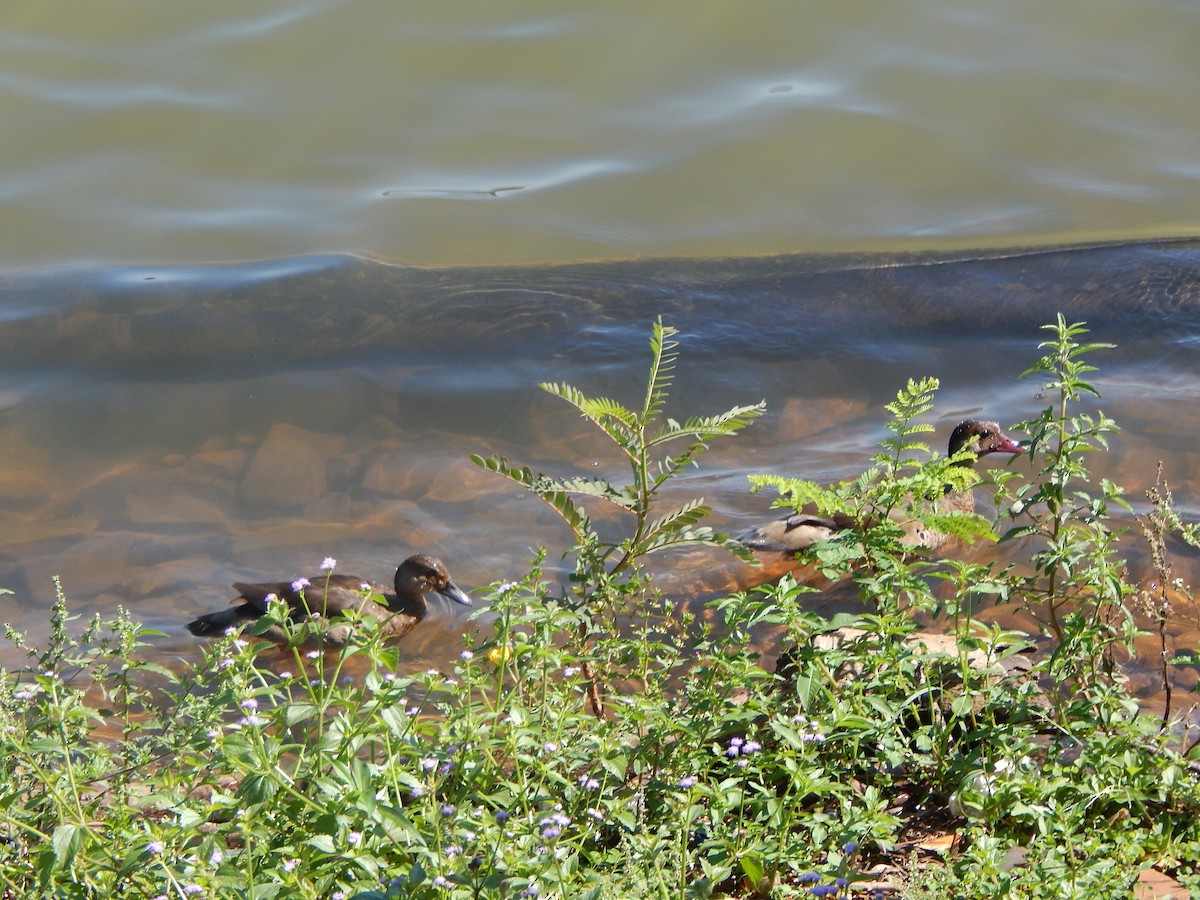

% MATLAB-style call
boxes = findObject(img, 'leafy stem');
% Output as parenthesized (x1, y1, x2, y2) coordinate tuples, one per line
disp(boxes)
(472, 317, 763, 603)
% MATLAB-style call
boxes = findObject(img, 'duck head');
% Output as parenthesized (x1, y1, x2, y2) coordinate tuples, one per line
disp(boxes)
(393, 553, 473, 616)
(948, 419, 1023, 460)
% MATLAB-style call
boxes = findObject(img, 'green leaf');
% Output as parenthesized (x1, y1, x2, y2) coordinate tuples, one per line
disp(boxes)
(471, 454, 593, 539)
(51, 823, 85, 869)
(644, 498, 709, 539)
(641, 317, 679, 422)
(951, 693, 976, 718)
(306, 834, 337, 854)
(739, 853, 765, 886)
(238, 773, 279, 805)
(284, 703, 317, 726)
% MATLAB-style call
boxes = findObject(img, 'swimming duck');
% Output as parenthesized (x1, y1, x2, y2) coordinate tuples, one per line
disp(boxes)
(186, 553, 472, 643)
(739, 419, 1022, 555)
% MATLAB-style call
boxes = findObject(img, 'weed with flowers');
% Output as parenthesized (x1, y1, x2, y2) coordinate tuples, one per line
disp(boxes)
(1, 318, 1200, 898)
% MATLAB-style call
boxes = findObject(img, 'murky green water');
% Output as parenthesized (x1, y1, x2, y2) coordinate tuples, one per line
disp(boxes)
(2, 1, 1199, 268)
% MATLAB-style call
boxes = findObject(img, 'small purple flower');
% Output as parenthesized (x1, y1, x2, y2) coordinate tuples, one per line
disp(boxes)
(440, 804, 457, 818)
(292, 577, 310, 592)
(146, 840, 164, 855)
(239, 698, 258, 710)
(182, 887, 204, 896)
(495, 809, 510, 823)
(460, 650, 474, 660)
(842, 841, 858, 855)
(347, 831, 362, 846)
(835, 877, 850, 888)
(519, 885, 539, 898)
(321, 557, 337, 571)
(444, 844, 462, 858)
(679, 775, 697, 789)
(539, 812, 569, 839)
(798, 872, 821, 884)
(281, 857, 299, 873)
(742, 740, 762, 754)
(578, 775, 600, 791)
(810, 886, 838, 898)
(209, 849, 223, 866)
(432, 875, 451, 888)
(420, 757, 438, 771)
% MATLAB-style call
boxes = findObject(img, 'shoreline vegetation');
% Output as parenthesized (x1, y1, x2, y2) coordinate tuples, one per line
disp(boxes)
(3, 318, 1199, 898)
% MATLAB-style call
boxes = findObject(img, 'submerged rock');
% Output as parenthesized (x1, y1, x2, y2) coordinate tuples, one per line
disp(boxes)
(239, 423, 344, 509)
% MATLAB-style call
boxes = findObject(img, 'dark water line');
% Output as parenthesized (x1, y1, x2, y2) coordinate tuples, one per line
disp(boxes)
(3, 238, 1200, 378)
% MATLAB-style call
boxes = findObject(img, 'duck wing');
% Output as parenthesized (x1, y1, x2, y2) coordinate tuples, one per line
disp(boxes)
(738, 508, 860, 553)
(232, 574, 389, 618)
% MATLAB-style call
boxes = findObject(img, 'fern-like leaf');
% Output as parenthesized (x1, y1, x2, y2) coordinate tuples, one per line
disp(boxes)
(642, 498, 710, 544)
(642, 318, 679, 423)
(470, 454, 592, 540)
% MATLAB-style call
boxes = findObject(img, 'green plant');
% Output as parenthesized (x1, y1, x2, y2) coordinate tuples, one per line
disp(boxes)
(473, 317, 762, 595)
(472, 317, 763, 716)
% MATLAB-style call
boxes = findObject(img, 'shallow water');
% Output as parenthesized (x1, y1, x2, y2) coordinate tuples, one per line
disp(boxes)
(4, 1, 1200, 722)
(3, 242, 1200, 722)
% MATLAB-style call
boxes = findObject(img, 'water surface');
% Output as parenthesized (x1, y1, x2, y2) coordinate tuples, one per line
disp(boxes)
(3, 242, 1200, 716)
(2, 1, 1199, 267)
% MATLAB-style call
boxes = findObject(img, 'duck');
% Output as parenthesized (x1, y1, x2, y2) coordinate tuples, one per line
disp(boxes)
(186, 553, 472, 643)
(739, 419, 1022, 555)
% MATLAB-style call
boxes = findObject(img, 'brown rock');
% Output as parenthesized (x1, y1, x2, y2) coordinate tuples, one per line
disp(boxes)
(361, 447, 417, 496)
(0, 472, 53, 510)
(188, 440, 249, 480)
(127, 491, 232, 527)
(423, 457, 508, 503)
(239, 424, 344, 508)
(773, 396, 867, 444)
(351, 499, 450, 544)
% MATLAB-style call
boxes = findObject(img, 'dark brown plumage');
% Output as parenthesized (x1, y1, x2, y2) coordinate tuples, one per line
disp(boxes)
(186, 553, 471, 643)
(740, 419, 1022, 554)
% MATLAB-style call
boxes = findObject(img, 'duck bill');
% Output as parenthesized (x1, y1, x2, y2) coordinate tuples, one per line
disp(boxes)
(996, 436, 1024, 455)
(439, 582, 473, 606)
